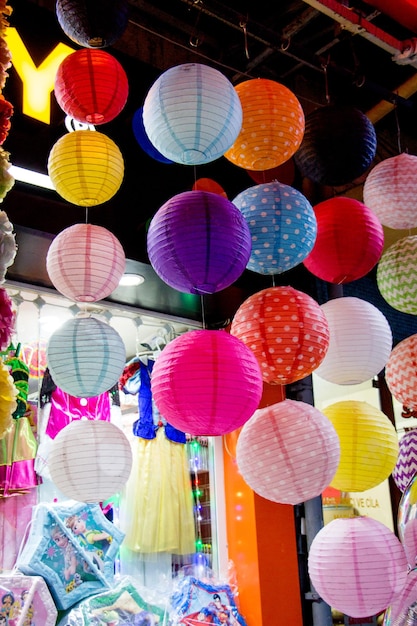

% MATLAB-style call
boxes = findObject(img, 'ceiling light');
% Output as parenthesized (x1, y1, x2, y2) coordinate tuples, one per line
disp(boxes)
(118, 273, 145, 287)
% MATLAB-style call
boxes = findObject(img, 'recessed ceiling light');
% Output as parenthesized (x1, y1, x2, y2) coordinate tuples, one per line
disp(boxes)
(118, 273, 145, 287)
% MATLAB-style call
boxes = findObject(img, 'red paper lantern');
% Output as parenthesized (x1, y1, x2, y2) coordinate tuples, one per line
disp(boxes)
(303, 197, 384, 284)
(54, 49, 129, 125)
(192, 178, 227, 198)
(230, 286, 330, 384)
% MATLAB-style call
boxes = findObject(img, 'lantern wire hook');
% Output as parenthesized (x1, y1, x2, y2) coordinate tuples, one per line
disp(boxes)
(239, 19, 250, 60)
(321, 56, 331, 105)
(393, 95, 403, 155)
(189, 2, 202, 48)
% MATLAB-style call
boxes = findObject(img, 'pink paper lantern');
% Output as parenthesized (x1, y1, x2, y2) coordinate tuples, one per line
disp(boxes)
(392, 430, 417, 493)
(386, 334, 417, 411)
(151, 329, 263, 436)
(303, 197, 384, 284)
(230, 286, 330, 384)
(236, 399, 340, 505)
(308, 517, 408, 618)
(46, 223, 126, 302)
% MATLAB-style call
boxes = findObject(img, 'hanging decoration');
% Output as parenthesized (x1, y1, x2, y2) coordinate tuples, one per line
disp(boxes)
(54, 48, 129, 125)
(377, 235, 417, 315)
(321, 400, 398, 492)
(294, 104, 377, 187)
(385, 333, 417, 411)
(0, 286, 14, 350)
(392, 430, 417, 493)
(0, 3, 14, 204)
(363, 153, 417, 230)
(147, 190, 251, 294)
(383, 568, 417, 626)
(398, 473, 417, 546)
(303, 196, 384, 284)
(230, 285, 330, 385)
(224, 77, 305, 171)
(314, 296, 392, 385)
(0, 210, 16, 282)
(0, 359, 16, 438)
(131, 106, 173, 164)
(308, 517, 408, 618)
(56, 0, 129, 48)
(246, 158, 296, 185)
(151, 329, 263, 436)
(236, 399, 340, 505)
(47, 130, 124, 207)
(46, 315, 126, 398)
(46, 223, 126, 303)
(192, 178, 228, 198)
(232, 181, 317, 275)
(142, 63, 243, 165)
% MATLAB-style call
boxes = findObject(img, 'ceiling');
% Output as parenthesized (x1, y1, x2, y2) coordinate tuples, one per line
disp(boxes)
(4, 0, 417, 336)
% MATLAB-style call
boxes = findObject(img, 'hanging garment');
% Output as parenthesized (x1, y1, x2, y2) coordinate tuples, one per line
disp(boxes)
(0, 412, 38, 497)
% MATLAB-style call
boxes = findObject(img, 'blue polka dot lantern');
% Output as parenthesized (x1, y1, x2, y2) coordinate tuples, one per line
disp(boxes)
(232, 182, 317, 275)
(142, 63, 242, 165)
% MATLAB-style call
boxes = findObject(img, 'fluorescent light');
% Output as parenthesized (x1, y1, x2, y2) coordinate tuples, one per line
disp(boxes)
(9, 165, 55, 190)
(119, 273, 145, 287)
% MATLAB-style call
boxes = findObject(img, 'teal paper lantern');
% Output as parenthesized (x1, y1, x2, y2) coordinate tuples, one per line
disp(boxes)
(232, 182, 317, 275)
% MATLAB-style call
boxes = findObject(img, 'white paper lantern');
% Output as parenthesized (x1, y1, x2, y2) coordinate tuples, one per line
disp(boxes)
(48, 420, 132, 502)
(314, 296, 392, 385)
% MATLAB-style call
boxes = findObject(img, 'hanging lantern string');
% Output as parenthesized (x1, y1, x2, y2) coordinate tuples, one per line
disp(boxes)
(85, 206, 89, 224)
(189, 0, 202, 48)
(200, 295, 206, 329)
(239, 18, 250, 60)
(322, 56, 331, 105)
(394, 96, 403, 155)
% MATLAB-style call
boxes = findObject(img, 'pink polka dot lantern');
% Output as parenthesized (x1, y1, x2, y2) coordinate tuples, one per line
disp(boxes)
(308, 517, 408, 618)
(151, 329, 263, 436)
(392, 430, 417, 493)
(230, 286, 330, 385)
(386, 333, 417, 411)
(236, 399, 340, 505)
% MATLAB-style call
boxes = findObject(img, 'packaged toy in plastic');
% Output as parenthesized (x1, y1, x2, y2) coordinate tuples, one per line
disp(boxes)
(0, 573, 57, 625)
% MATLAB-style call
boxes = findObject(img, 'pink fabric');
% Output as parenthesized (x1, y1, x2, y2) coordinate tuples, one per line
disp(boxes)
(46, 387, 111, 439)
(0, 489, 37, 570)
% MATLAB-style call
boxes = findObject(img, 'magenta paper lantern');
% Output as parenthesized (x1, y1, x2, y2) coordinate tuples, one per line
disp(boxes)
(308, 517, 408, 618)
(392, 431, 417, 493)
(147, 190, 251, 294)
(386, 334, 417, 411)
(46, 223, 126, 302)
(363, 153, 417, 229)
(151, 329, 263, 436)
(236, 399, 340, 505)
(230, 286, 330, 384)
(303, 197, 384, 284)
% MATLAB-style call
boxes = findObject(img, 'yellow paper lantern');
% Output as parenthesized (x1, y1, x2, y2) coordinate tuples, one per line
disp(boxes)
(321, 400, 398, 492)
(47, 130, 124, 207)
(224, 78, 305, 171)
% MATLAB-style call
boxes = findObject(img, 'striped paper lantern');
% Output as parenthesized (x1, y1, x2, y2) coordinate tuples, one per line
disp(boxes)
(386, 334, 417, 411)
(46, 223, 126, 302)
(142, 63, 242, 166)
(308, 517, 408, 618)
(363, 153, 417, 230)
(232, 182, 317, 275)
(393, 431, 417, 493)
(236, 399, 340, 505)
(321, 400, 399, 492)
(47, 316, 126, 398)
(377, 235, 417, 315)
(48, 420, 132, 502)
(314, 296, 392, 385)
(230, 286, 330, 385)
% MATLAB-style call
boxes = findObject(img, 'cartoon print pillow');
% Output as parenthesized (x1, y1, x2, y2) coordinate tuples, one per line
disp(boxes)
(16, 501, 125, 610)
(170, 576, 247, 625)
(0, 574, 57, 626)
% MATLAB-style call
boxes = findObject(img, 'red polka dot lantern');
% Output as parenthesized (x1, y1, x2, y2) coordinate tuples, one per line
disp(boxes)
(54, 49, 129, 125)
(151, 329, 263, 436)
(230, 286, 330, 385)
(308, 517, 408, 618)
(46, 223, 126, 302)
(236, 399, 340, 505)
(386, 334, 417, 411)
(224, 78, 305, 171)
(377, 235, 417, 315)
(56, 0, 129, 48)
(363, 153, 417, 230)
(392, 430, 417, 493)
(303, 197, 384, 284)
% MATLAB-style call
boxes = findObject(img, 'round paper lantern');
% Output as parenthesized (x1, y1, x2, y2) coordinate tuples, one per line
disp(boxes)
(383, 568, 417, 626)
(142, 63, 242, 165)
(398, 474, 417, 544)
(314, 296, 392, 385)
(294, 104, 377, 187)
(236, 399, 340, 505)
(246, 158, 296, 185)
(232, 182, 317, 275)
(385, 333, 417, 411)
(132, 107, 173, 164)
(47, 130, 124, 207)
(321, 400, 399, 492)
(363, 153, 417, 230)
(230, 286, 330, 385)
(377, 235, 417, 315)
(54, 49, 129, 125)
(393, 431, 417, 493)
(303, 197, 384, 283)
(192, 178, 227, 198)
(224, 78, 305, 171)
(46, 223, 126, 302)
(56, 0, 129, 48)
(47, 316, 126, 398)
(308, 517, 408, 618)
(147, 190, 251, 294)
(48, 420, 132, 502)
(151, 329, 263, 436)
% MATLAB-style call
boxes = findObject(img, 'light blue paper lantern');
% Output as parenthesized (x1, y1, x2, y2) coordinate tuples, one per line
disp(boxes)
(232, 182, 317, 275)
(142, 63, 242, 165)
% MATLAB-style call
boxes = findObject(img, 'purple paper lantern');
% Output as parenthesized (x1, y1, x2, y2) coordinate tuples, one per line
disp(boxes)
(147, 190, 251, 294)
